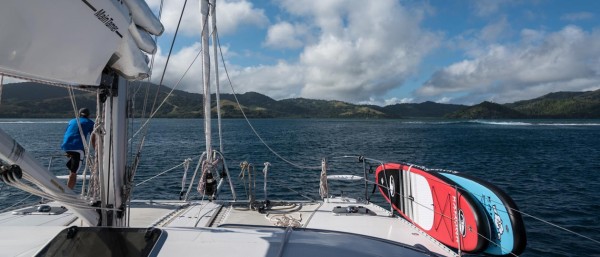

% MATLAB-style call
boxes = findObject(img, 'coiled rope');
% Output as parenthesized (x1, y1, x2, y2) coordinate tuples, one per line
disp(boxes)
(266, 213, 303, 227)
(319, 158, 328, 199)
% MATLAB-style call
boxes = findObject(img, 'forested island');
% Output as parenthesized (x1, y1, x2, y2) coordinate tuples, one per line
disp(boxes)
(1, 82, 599, 119)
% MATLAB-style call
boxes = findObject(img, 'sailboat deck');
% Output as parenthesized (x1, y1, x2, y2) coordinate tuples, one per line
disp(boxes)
(0, 197, 457, 256)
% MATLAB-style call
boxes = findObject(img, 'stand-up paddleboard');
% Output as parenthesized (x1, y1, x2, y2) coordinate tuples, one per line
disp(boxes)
(438, 171, 527, 256)
(375, 163, 491, 253)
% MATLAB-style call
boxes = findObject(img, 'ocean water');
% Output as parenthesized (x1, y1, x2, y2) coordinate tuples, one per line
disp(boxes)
(1, 118, 599, 256)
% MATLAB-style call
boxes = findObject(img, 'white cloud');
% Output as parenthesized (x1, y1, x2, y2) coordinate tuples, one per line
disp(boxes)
(561, 12, 594, 22)
(358, 97, 414, 106)
(216, 0, 269, 34)
(384, 97, 414, 105)
(264, 22, 308, 49)
(134, 1, 600, 106)
(152, 0, 439, 103)
(470, 0, 511, 17)
(150, 40, 305, 99)
(150, 43, 203, 93)
(417, 25, 600, 104)
(224, 61, 305, 99)
(436, 97, 452, 104)
(480, 17, 510, 42)
(149, 0, 268, 37)
(520, 29, 545, 43)
(275, 0, 440, 102)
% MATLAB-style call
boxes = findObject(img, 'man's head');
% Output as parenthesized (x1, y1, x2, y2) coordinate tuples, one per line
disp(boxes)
(79, 108, 90, 118)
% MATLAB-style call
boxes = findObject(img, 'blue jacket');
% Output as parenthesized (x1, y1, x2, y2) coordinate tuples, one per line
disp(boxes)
(61, 117, 95, 151)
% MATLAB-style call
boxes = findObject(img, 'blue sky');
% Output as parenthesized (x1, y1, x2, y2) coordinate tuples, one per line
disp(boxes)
(146, 0, 600, 105)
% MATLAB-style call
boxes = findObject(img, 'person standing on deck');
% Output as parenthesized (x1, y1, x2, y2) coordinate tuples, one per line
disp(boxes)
(61, 108, 95, 189)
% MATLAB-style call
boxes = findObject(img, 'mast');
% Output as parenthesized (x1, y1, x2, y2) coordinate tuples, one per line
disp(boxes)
(201, 0, 212, 161)
(98, 72, 128, 227)
(211, 0, 223, 153)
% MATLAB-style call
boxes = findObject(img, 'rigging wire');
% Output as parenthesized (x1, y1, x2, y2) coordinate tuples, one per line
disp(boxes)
(518, 210, 600, 245)
(210, 1, 224, 153)
(135, 161, 188, 187)
(123, 0, 168, 225)
(0, 74, 3, 105)
(129, 0, 194, 146)
(215, 31, 321, 170)
(129, 0, 212, 142)
(150, 0, 189, 116)
(130, 49, 203, 140)
(0, 193, 34, 213)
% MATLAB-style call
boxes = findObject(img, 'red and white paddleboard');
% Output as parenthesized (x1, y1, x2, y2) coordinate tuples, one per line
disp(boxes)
(375, 163, 491, 253)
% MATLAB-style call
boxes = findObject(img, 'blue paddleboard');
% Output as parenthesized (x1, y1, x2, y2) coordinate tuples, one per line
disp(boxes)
(438, 171, 526, 256)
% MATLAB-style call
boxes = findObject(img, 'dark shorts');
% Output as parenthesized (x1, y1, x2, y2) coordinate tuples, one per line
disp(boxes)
(66, 150, 84, 173)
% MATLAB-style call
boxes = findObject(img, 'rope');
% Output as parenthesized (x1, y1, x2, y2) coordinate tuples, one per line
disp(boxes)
(326, 156, 518, 253)
(5, 174, 101, 210)
(263, 162, 270, 201)
(266, 213, 303, 227)
(130, 46, 203, 140)
(197, 157, 219, 196)
(67, 86, 91, 156)
(149, 0, 189, 116)
(238, 161, 255, 202)
(180, 158, 192, 199)
(86, 97, 105, 200)
(519, 210, 600, 245)
(0, 193, 34, 213)
(183, 152, 207, 201)
(319, 158, 328, 199)
(193, 199, 208, 227)
(419, 166, 600, 248)
(212, 150, 237, 200)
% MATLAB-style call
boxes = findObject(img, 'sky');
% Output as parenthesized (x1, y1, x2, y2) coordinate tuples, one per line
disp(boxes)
(146, 0, 600, 106)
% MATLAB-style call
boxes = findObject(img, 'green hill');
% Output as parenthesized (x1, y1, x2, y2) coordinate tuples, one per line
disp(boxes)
(0, 82, 387, 118)
(506, 90, 600, 118)
(1, 82, 598, 119)
(446, 101, 526, 119)
(278, 98, 388, 118)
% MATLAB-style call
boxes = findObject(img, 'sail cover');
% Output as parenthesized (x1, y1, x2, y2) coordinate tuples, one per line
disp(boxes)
(0, 0, 162, 85)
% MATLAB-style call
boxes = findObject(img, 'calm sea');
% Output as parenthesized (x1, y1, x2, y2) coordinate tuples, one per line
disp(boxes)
(1, 118, 599, 256)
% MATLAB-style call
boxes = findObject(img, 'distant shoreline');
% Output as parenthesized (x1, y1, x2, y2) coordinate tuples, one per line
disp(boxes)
(1, 82, 599, 119)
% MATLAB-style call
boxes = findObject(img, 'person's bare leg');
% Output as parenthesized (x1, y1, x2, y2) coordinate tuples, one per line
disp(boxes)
(67, 172, 76, 189)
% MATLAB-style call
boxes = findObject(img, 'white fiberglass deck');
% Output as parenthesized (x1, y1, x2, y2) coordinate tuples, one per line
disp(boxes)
(0, 197, 457, 257)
